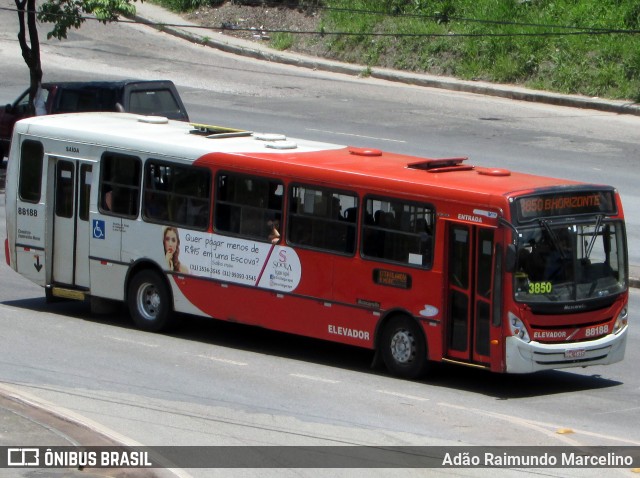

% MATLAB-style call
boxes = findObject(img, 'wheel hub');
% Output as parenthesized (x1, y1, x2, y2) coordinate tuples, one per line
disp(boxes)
(390, 330, 414, 364)
(138, 283, 160, 320)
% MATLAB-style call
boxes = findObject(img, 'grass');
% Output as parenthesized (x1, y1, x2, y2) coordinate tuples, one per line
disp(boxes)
(271, 32, 295, 51)
(319, 0, 640, 101)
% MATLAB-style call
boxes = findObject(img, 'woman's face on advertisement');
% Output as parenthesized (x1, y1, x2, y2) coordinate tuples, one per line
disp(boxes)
(164, 230, 179, 254)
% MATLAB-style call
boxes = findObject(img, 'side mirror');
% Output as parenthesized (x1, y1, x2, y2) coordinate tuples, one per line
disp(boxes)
(4, 104, 12, 114)
(505, 244, 517, 273)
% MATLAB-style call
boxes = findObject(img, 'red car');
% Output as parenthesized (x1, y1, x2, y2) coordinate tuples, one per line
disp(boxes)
(0, 80, 189, 161)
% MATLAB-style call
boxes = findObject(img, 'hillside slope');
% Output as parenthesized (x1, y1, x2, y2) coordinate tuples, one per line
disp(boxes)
(178, 1, 640, 102)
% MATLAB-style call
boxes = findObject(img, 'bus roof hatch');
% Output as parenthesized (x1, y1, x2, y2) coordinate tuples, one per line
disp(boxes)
(407, 157, 473, 173)
(189, 123, 252, 138)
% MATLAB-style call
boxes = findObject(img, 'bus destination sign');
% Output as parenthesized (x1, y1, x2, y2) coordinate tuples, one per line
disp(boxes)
(373, 269, 412, 289)
(515, 190, 616, 222)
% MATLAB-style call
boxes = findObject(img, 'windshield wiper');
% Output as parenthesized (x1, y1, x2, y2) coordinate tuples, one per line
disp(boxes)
(539, 220, 567, 261)
(585, 214, 604, 260)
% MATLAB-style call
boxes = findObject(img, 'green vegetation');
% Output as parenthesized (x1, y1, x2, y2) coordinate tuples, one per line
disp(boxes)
(153, 0, 218, 12)
(320, 0, 640, 101)
(270, 32, 295, 50)
(152, 0, 640, 101)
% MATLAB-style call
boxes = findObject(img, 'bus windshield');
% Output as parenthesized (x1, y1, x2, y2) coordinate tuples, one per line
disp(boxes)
(514, 219, 626, 303)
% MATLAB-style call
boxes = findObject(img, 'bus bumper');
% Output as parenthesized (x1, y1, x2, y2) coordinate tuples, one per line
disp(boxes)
(504, 326, 628, 374)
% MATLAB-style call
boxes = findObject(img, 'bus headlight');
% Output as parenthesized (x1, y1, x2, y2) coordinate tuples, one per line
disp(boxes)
(508, 312, 530, 342)
(613, 306, 628, 334)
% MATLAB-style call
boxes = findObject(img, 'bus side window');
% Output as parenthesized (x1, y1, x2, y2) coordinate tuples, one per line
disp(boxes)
(142, 161, 211, 230)
(18, 140, 44, 203)
(362, 197, 434, 268)
(214, 172, 283, 242)
(99, 153, 141, 218)
(287, 185, 358, 255)
(79, 165, 92, 221)
(55, 161, 75, 218)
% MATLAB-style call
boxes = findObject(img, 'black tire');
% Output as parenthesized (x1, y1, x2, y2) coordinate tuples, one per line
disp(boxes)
(127, 269, 173, 332)
(380, 316, 429, 379)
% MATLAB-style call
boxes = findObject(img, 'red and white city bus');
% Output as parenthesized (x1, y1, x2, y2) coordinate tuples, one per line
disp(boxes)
(4, 113, 629, 377)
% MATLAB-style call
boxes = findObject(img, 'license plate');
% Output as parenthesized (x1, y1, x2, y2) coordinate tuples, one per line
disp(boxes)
(565, 349, 586, 359)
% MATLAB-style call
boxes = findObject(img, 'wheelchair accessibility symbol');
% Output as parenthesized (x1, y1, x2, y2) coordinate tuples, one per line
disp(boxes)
(93, 219, 106, 239)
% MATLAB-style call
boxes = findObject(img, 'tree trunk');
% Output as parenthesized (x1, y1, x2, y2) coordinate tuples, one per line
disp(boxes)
(15, 0, 42, 116)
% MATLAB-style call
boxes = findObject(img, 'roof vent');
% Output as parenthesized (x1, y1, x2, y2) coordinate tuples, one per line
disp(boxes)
(477, 167, 511, 177)
(138, 116, 169, 124)
(265, 141, 298, 150)
(349, 147, 382, 157)
(254, 133, 287, 142)
(254, 133, 297, 149)
(408, 157, 472, 173)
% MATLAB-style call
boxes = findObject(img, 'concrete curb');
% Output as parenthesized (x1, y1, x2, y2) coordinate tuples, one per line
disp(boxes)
(629, 271, 640, 290)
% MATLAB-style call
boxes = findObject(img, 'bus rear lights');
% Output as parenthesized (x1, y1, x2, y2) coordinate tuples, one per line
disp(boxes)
(508, 312, 530, 342)
(613, 306, 628, 334)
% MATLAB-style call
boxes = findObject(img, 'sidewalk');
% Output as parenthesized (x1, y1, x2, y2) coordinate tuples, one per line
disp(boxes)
(0, 385, 168, 477)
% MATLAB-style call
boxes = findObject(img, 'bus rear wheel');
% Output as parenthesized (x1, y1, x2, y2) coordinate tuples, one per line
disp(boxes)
(127, 269, 173, 332)
(380, 316, 429, 379)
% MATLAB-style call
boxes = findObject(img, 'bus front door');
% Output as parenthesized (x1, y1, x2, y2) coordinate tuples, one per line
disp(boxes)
(51, 157, 93, 289)
(445, 224, 499, 368)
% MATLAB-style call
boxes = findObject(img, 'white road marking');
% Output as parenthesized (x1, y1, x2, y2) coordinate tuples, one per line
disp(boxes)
(104, 336, 159, 348)
(198, 355, 248, 366)
(290, 373, 341, 384)
(377, 390, 430, 401)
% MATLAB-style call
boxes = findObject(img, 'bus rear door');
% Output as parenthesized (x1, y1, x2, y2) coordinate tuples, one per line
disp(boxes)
(50, 157, 94, 290)
(445, 224, 502, 369)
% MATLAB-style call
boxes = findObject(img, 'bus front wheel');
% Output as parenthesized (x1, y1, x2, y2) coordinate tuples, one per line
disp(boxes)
(128, 269, 173, 332)
(380, 316, 429, 379)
